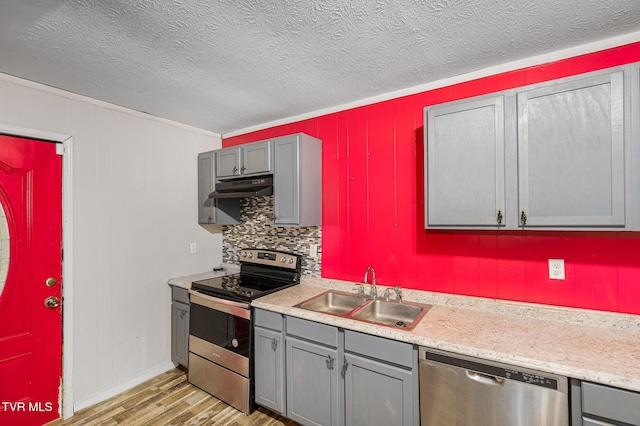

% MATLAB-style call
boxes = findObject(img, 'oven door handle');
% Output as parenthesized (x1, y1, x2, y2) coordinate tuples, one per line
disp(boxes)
(189, 289, 251, 320)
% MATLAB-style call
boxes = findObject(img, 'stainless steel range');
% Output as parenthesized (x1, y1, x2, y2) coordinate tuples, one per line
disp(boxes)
(187, 248, 301, 414)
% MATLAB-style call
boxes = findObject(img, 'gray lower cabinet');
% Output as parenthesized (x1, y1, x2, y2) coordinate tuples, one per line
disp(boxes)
(253, 312, 418, 426)
(274, 134, 322, 226)
(170, 286, 189, 368)
(285, 316, 341, 426)
(344, 354, 414, 426)
(344, 330, 418, 426)
(571, 379, 640, 426)
(254, 309, 286, 414)
(286, 337, 340, 426)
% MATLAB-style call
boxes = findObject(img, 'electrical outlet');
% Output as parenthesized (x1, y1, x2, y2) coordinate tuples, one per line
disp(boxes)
(309, 243, 318, 259)
(189, 242, 197, 254)
(548, 259, 565, 280)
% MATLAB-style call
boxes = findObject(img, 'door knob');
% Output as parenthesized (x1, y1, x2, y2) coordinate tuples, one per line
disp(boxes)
(46, 277, 58, 287)
(44, 296, 59, 309)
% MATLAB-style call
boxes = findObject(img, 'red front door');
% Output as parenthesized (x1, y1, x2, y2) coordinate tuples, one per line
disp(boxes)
(0, 135, 63, 425)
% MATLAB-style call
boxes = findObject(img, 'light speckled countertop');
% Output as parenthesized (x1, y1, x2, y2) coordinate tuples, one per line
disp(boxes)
(167, 264, 240, 289)
(252, 276, 640, 393)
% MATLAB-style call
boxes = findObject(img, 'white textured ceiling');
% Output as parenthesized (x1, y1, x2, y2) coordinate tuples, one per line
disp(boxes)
(1, 1, 640, 135)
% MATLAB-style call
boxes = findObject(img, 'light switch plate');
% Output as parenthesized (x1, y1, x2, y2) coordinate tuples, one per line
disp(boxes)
(189, 242, 197, 254)
(548, 259, 565, 280)
(309, 243, 318, 259)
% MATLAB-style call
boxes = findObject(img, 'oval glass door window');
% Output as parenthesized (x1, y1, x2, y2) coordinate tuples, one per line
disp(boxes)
(0, 201, 9, 297)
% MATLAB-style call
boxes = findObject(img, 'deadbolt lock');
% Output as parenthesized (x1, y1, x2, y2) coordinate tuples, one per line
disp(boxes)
(44, 296, 59, 309)
(46, 277, 58, 287)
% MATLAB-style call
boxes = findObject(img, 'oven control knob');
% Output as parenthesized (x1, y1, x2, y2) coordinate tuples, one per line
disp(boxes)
(288, 258, 294, 264)
(280, 258, 286, 263)
(248, 253, 253, 258)
(247, 291, 253, 296)
(242, 252, 247, 257)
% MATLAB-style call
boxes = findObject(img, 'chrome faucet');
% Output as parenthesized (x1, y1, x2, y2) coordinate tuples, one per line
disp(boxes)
(363, 266, 377, 299)
(383, 285, 403, 303)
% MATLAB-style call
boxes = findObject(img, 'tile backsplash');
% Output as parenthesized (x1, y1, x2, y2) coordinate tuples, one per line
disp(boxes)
(222, 195, 321, 276)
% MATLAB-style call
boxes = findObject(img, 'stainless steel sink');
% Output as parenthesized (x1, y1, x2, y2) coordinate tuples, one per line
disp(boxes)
(295, 291, 367, 315)
(351, 299, 430, 329)
(295, 290, 431, 329)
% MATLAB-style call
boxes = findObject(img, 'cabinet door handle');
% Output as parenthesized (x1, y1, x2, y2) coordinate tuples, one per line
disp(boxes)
(520, 211, 527, 226)
(496, 210, 503, 225)
(341, 360, 349, 378)
(180, 309, 187, 320)
(326, 355, 335, 370)
(233, 165, 238, 174)
(271, 337, 279, 351)
(241, 166, 246, 173)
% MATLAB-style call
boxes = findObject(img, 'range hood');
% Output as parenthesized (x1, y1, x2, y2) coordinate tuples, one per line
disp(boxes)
(209, 175, 273, 199)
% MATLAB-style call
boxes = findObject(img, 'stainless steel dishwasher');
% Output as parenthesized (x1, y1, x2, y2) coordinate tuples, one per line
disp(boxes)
(419, 348, 569, 426)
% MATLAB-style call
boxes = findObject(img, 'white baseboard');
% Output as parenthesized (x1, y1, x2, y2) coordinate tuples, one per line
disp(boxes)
(73, 361, 177, 412)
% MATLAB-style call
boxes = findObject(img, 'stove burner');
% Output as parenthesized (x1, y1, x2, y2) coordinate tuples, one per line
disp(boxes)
(221, 275, 241, 291)
(222, 282, 236, 291)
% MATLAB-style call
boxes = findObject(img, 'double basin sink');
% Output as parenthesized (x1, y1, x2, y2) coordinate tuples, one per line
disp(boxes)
(294, 290, 431, 330)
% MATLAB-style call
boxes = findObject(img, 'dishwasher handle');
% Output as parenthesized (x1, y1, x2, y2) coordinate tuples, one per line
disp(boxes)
(466, 370, 505, 386)
(421, 348, 567, 393)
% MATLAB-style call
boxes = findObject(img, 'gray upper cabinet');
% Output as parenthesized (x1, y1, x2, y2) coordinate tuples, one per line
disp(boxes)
(197, 151, 240, 225)
(205, 133, 321, 227)
(215, 146, 240, 178)
(243, 140, 273, 175)
(198, 151, 216, 224)
(274, 134, 322, 226)
(215, 140, 273, 179)
(517, 71, 625, 227)
(423, 66, 637, 231)
(425, 96, 506, 227)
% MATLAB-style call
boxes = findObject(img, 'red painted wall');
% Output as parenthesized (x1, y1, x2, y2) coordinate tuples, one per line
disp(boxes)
(224, 42, 640, 315)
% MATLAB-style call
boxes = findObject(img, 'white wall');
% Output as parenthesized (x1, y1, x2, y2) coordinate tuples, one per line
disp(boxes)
(0, 74, 223, 409)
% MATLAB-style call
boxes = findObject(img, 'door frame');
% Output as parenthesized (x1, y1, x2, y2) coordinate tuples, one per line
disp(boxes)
(0, 124, 75, 420)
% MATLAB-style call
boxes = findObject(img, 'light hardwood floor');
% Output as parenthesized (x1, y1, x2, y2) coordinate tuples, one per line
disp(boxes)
(47, 368, 298, 426)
